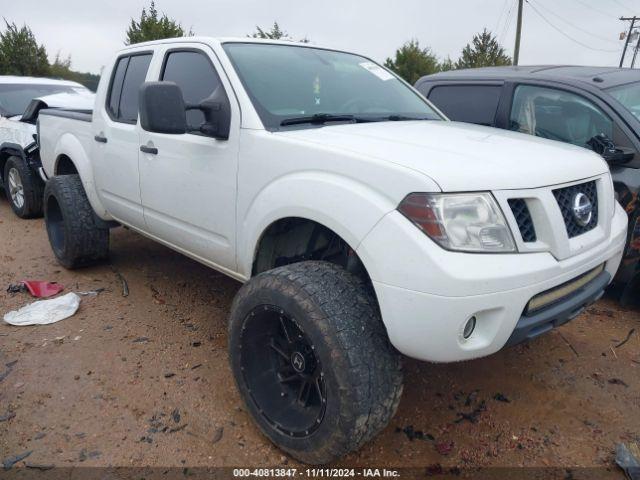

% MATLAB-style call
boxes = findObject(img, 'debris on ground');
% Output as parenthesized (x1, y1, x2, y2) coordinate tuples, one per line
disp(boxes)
(77, 288, 106, 297)
(395, 425, 434, 441)
(0, 361, 17, 383)
(3, 292, 81, 326)
(6, 283, 26, 295)
(211, 427, 224, 444)
(435, 441, 454, 455)
(171, 408, 181, 424)
(0, 411, 16, 422)
(7, 281, 64, 298)
(25, 462, 54, 471)
(608, 378, 629, 387)
(132, 337, 149, 343)
(78, 449, 101, 462)
(455, 400, 487, 424)
(2, 450, 32, 470)
(615, 329, 636, 349)
(493, 393, 511, 403)
(587, 307, 615, 317)
(615, 442, 640, 480)
(111, 267, 129, 297)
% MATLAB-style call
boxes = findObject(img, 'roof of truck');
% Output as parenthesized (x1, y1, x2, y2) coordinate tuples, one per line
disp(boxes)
(421, 66, 640, 89)
(118, 36, 343, 53)
(0, 76, 84, 87)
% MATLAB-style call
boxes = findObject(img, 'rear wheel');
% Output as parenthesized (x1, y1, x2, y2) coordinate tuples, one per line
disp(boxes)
(228, 261, 403, 464)
(44, 174, 109, 269)
(3, 155, 43, 218)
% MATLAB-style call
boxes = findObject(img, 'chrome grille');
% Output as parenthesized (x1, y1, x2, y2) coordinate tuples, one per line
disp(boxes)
(552, 181, 598, 238)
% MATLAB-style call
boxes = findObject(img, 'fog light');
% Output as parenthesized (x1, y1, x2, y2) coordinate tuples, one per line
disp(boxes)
(463, 316, 476, 339)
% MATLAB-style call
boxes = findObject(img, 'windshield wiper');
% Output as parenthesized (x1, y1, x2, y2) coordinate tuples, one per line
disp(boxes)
(280, 113, 359, 126)
(279, 113, 434, 127)
(381, 115, 433, 121)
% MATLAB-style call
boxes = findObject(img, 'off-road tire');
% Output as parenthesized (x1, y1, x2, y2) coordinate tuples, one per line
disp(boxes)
(228, 261, 403, 464)
(43, 174, 109, 269)
(3, 155, 44, 218)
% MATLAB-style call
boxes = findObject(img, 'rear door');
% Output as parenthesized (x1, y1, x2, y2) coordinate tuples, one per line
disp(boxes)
(137, 44, 240, 272)
(92, 51, 153, 228)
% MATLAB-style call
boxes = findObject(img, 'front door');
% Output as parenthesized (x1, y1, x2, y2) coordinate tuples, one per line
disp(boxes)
(137, 45, 240, 272)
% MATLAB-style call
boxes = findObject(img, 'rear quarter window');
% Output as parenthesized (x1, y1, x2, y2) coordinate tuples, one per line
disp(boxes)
(427, 84, 502, 126)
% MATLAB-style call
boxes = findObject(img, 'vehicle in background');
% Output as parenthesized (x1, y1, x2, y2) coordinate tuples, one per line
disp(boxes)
(0, 76, 94, 218)
(37, 39, 626, 463)
(416, 66, 640, 303)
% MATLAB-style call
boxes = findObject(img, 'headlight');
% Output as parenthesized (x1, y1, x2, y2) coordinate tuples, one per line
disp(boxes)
(398, 192, 516, 253)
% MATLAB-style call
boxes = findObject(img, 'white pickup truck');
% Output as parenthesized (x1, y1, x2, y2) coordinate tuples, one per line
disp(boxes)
(37, 37, 627, 463)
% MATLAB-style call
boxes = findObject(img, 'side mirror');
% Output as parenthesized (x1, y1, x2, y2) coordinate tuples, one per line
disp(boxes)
(186, 85, 231, 140)
(139, 82, 187, 134)
(586, 133, 635, 166)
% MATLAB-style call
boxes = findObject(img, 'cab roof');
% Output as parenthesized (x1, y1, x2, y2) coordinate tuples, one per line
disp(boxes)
(118, 36, 334, 52)
(422, 65, 640, 89)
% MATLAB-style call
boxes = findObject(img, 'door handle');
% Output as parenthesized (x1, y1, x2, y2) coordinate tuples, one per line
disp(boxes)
(94, 135, 107, 143)
(140, 145, 158, 155)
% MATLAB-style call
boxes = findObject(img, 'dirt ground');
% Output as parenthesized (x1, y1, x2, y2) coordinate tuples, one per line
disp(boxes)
(0, 197, 639, 476)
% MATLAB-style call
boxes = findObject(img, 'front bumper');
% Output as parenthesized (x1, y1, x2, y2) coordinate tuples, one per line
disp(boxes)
(356, 203, 627, 363)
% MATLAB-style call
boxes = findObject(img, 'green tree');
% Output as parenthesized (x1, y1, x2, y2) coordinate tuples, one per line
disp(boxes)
(125, 1, 192, 45)
(0, 20, 49, 76)
(249, 22, 309, 43)
(49, 53, 100, 91)
(455, 29, 511, 69)
(439, 56, 455, 72)
(384, 40, 442, 84)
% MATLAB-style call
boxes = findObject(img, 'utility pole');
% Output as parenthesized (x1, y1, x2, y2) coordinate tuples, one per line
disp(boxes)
(620, 16, 638, 68)
(632, 29, 640, 67)
(514, 0, 524, 66)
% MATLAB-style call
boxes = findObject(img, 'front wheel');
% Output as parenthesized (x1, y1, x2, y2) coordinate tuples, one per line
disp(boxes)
(3, 155, 43, 218)
(228, 261, 403, 464)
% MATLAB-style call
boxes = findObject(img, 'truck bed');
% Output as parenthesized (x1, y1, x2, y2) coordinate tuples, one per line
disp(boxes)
(38, 108, 94, 178)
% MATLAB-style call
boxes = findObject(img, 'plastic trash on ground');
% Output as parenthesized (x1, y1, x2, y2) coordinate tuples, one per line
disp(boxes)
(22, 281, 64, 298)
(616, 443, 640, 480)
(6, 281, 64, 298)
(3, 293, 81, 326)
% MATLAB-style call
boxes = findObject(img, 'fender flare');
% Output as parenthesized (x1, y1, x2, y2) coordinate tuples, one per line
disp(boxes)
(52, 133, 111, 220)
(238, 171, 404, 279)
(0, 142, 28, 183)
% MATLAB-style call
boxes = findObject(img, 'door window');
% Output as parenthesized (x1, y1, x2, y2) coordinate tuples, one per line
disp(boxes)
(509, 85, 613, 147)
(428, 85, 502, 126)
(106, 53, 152, 123)
(161, 50, 224, 131)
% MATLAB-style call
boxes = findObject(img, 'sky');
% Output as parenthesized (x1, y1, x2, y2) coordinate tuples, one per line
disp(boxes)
(2, 0, 638, 74)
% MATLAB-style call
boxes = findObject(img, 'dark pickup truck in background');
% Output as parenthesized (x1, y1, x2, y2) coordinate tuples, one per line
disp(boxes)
(416, 66, 640, 303)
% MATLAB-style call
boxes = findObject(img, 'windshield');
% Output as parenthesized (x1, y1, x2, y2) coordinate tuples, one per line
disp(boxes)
(607, 81, 640, 121)
(0, 83, 87, 117)
(222, 43, 442, 129)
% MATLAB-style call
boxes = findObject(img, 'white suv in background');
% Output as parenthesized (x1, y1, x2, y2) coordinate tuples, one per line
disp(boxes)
(0, 76, 93, 218)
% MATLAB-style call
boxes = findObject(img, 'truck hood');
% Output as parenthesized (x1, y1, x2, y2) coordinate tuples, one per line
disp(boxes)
(275, 120, 609, 191)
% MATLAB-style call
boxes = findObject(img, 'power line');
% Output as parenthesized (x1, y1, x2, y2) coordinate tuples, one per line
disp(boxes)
(571, 0, 618, 18)
(494, 0, 510, 33)
(526, 0, 621, 52)
(531, 0, 621, 44)
(612, 0, 635, 14)
(499, 2, 515, 45)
